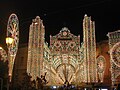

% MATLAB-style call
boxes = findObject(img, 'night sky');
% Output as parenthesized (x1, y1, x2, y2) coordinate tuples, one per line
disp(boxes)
(0, 0, 120, 46)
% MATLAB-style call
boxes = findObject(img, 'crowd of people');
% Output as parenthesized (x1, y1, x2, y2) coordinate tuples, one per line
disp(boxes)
(20, 72, 48, 90)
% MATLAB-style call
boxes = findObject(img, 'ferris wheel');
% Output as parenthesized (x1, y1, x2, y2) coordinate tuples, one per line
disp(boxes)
(7, 13, 19, 56)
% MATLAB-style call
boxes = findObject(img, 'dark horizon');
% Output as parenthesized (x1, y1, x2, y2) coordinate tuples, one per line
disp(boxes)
(0, 0, 120, 45)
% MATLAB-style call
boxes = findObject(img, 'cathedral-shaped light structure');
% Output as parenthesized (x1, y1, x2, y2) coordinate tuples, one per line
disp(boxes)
(27, 14, 100, 85)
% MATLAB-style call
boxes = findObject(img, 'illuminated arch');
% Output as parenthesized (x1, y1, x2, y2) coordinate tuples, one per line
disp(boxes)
(56, 63, 76, 83)
(56, 63, 75, 73)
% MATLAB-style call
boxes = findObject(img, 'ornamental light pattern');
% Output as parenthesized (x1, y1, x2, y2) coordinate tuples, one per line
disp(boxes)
(27, 14, 101, 85)
(97, 55, 106, 82)
(83, 14, 98, 83)
(0, 47, 8, 62)
(27, 16, 45, 80)
(107, 30, 120, 85)
(7, 13, 19, 82)
(49, 27, 80, 85)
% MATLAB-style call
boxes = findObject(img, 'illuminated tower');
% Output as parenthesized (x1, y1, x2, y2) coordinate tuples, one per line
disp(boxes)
(83, 14, 98, 83)
(107, 30, 120, 85)
(27, 16, 45, 79)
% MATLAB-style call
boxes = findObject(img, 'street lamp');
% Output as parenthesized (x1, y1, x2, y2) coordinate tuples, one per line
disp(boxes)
(6, 37, 14, 90)
(6, 13, 19, 90)
(6, 37, 14, 45)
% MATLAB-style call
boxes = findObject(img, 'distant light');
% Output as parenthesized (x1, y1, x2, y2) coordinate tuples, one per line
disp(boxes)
(9, 73, 11, 76)
(84, 14, 87, 17)
(0, 47, 2, 50)
(71, 85, 75, 88)
(44, 13, 46, 16)
(35, 22, 38, 25)
(52, 86, 57, 89)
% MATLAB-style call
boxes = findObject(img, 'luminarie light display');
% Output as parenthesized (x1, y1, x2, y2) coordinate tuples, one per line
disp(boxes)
(27, 14, 106, 85)
(107, 30, 120, 85)
(6, 13, 19, 82)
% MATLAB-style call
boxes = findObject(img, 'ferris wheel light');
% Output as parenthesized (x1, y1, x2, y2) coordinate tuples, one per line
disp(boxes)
(6, 37, 14, 45)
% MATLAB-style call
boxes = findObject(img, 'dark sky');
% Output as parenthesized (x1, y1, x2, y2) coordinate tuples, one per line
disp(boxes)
(0, 0, 120, 45)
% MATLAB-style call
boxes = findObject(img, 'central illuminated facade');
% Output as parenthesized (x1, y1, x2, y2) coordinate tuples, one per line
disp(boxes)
(27, 15, 104, 85)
